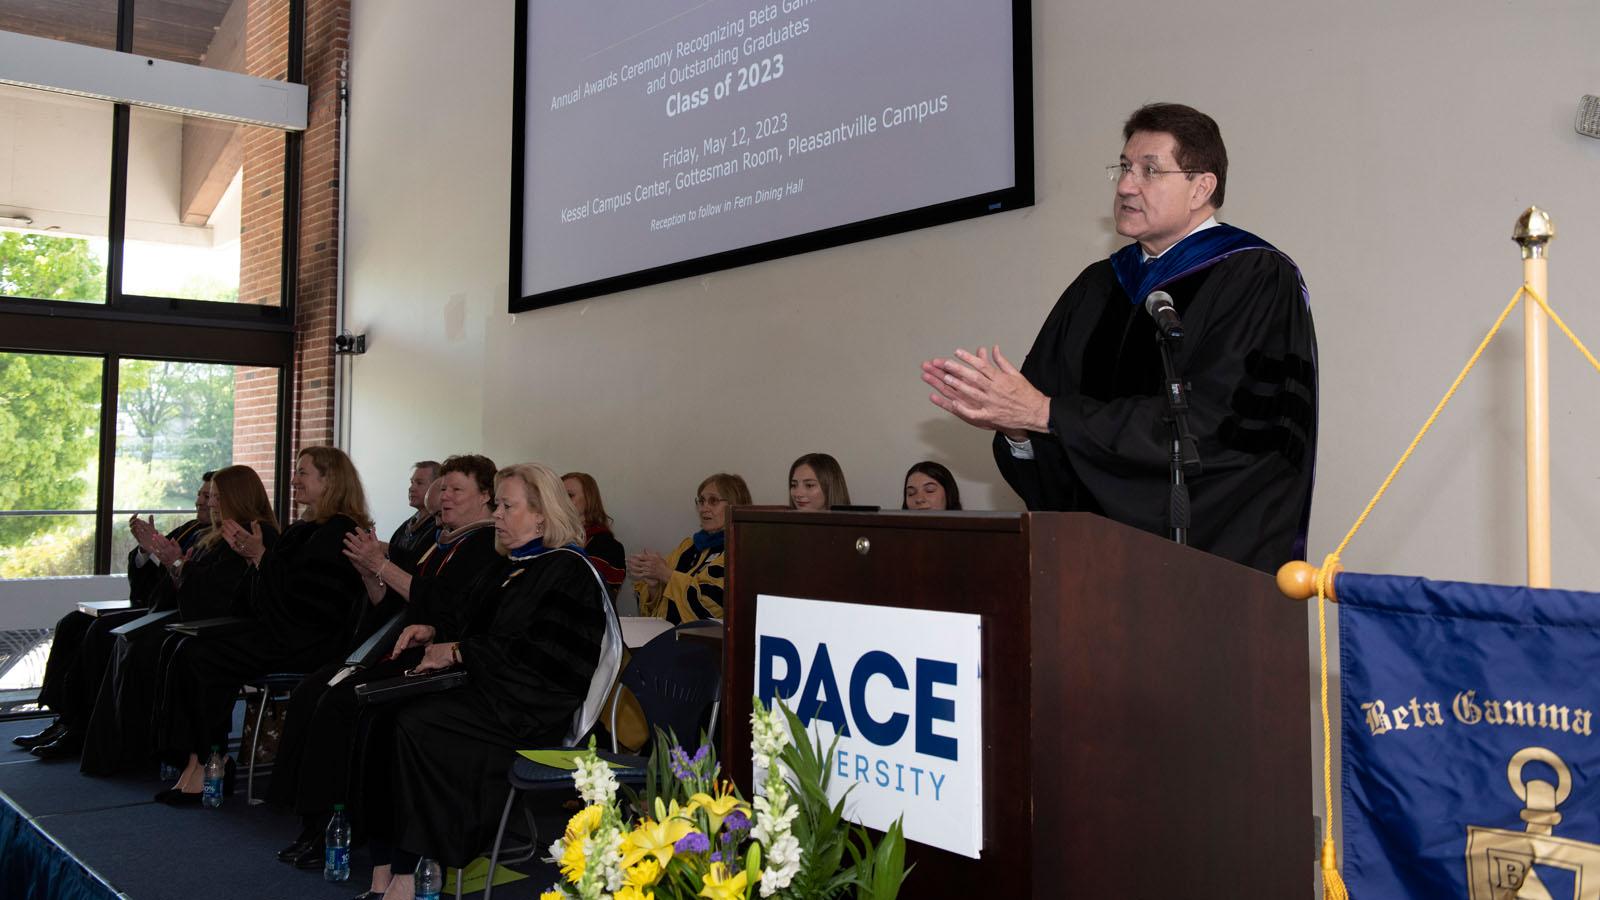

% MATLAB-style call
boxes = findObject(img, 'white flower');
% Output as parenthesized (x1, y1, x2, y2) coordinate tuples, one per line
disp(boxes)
(573, 754, 619, 806)
(750, 702, 789, 772)
(577, 826, 625, 899)
(760, 832, 802, 896)
(750, 792, 798, 847)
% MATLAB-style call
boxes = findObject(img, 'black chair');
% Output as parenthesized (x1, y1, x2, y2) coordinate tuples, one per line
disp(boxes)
(480, 622, 723, 899)
(239, 672, 305, 804)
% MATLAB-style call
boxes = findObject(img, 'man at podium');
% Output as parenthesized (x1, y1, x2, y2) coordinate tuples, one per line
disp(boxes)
(923, 103, 1317, 572)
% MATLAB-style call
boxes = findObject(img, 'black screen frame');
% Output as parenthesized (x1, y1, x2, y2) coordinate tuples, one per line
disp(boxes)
(508, 0, 1034, 313)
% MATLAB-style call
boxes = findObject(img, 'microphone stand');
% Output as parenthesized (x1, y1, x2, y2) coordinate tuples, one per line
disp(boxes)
(1156, 332, 1202, 545)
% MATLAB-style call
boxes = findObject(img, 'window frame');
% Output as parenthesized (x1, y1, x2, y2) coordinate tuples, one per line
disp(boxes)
(0, 0, 305, 572)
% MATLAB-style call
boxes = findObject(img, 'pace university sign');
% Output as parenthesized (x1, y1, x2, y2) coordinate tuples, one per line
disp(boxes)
(754, 594, 983, 858)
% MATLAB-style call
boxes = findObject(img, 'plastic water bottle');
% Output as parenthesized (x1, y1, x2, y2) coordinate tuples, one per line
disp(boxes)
(201, 747, 224, 808)
(414, 857, 443, 900)
(324, 804, 351, 882)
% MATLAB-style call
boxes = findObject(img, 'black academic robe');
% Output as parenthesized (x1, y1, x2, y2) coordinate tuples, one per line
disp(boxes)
(387, 512, 438, 573)
(371, 547, 608, 867)
(994, 250, 1317, 573)
(159, 517, 363, 760)
(270, 523, 501, 819)
(403, 525, 506, 643)
(584, 527, 626, 600)
(80, 533, 266, 775)
(36, 519, 206, 731)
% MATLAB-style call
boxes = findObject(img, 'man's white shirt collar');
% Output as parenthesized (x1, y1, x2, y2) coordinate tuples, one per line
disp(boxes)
(1141, 215, 1220, 262)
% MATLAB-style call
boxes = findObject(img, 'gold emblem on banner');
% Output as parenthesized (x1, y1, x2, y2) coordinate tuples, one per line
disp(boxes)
(1466, 747, 1600, 899)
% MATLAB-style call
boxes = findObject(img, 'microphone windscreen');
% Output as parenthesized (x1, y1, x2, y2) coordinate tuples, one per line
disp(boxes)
(1144, 290, 1175, 314)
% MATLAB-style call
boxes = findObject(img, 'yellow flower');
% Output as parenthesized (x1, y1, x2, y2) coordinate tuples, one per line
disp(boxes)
(541, 892, 565, 900)
(616, 887, 655, 900)
(565, 804, 604, 843)
(558, 838, 587, 883)
(622, 816, 693, 868)
(653, 796, 691, 822)
(626, 858, 663, 888)
(687, 782, 749, 834)
(698, 862, 756, 900)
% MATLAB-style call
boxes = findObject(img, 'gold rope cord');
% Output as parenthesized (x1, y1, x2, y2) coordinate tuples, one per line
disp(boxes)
(1312, 284, 1600, 899)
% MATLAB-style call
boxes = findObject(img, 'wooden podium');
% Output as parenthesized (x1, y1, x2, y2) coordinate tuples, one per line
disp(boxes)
(722, 508, 1312, 897)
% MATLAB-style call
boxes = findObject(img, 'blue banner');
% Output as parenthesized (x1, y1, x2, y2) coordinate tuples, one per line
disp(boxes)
(1340, 573, 1600, 899)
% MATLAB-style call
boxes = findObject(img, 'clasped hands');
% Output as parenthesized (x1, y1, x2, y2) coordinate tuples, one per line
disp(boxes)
(920, 345, 1050, 440)
(626, 549, 669, 586)
(390, 623, 457, 673)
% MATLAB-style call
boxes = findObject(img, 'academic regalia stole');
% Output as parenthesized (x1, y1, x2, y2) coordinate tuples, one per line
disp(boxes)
(1110, 223, 1307, 307)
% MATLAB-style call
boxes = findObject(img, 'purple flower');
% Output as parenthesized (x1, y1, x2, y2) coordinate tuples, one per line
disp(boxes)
(710, 851, 723, 863)
(674, 832, 710, 854)
(669, 746, 694, 780)
(722, 810, 751, 834)
(689, 745, 709, 765)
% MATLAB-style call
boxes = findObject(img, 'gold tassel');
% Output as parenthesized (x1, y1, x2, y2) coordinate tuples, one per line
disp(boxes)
(1321, 839, 1349, 899)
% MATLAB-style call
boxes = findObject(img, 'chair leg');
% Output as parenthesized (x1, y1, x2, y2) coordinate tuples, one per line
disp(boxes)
(454, 867, 463, 900)
(247, 687, 269, 804)
(483, 787, 517, 900)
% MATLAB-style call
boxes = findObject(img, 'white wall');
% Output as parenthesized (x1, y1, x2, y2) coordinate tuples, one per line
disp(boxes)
(343, 1, 1598, 871)
(344, 0, 1600, 588)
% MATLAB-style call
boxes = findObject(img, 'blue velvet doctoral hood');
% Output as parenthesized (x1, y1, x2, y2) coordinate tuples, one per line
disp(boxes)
(1110, 223, 1297, 306)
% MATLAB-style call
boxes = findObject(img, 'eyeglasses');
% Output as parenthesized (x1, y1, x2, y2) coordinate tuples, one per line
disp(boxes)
(694, 495, 727, 507)
(1106, 162, 1201, 184)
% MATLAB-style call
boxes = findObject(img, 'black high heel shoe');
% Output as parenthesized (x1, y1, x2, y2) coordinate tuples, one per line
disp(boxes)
(153, 787, 203, 805)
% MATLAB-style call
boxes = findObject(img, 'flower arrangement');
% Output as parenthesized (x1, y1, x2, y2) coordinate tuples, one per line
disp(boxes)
(541, 698, 910, 900)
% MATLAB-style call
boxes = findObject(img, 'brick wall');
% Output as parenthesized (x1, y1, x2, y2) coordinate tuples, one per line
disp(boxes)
(231, 0, 350, 513)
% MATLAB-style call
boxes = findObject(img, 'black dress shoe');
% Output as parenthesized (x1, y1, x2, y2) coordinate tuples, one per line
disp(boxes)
(277, 837, 314, 863)
(290, 840, 326, 870)
(349, 892, 383, 900)
(29, 730, 82, 760)
(12, 719, 66, 749)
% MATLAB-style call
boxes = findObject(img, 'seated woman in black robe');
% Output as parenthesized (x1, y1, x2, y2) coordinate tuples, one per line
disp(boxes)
(16, 475, 211, 759)
(153, 445, 372, 804)
(561, 471, 625, 599)
(359, 462, 616, 900)
(267, 453, 501, 869)
(79, 465, 277, 775)
(629, 472, 751, 622)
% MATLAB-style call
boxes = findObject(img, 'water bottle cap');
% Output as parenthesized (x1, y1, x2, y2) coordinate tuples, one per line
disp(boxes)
(210, 745, 219, 751)
(333, 803, 345, 811)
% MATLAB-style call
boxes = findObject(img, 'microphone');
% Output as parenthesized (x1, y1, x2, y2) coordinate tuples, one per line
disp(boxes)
(1144, 291, 1184, 340)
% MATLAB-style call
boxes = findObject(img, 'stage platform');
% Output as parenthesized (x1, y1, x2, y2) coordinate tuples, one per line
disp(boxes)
(0, 718, 560, 899)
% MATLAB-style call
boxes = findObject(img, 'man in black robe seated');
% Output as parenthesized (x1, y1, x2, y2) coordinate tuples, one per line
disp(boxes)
(15, 473, 213, 757)
(923, 103, 1317, 573)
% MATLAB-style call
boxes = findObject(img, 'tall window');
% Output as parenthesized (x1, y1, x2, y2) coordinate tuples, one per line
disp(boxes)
(1, 0, 302, 579)
(0, 351, 103, 578)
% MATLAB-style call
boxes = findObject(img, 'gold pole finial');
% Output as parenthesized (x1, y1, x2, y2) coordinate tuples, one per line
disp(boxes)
(1513, 207, 1556, 259)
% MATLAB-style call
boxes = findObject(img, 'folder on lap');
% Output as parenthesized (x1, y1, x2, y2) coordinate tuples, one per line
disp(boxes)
(109, 609, 179, 636)
(352, 669, 468, 704)
(77, 600, 132, 616)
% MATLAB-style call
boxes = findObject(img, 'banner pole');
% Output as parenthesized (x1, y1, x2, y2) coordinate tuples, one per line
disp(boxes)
(1513, 207, 1555, 588)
